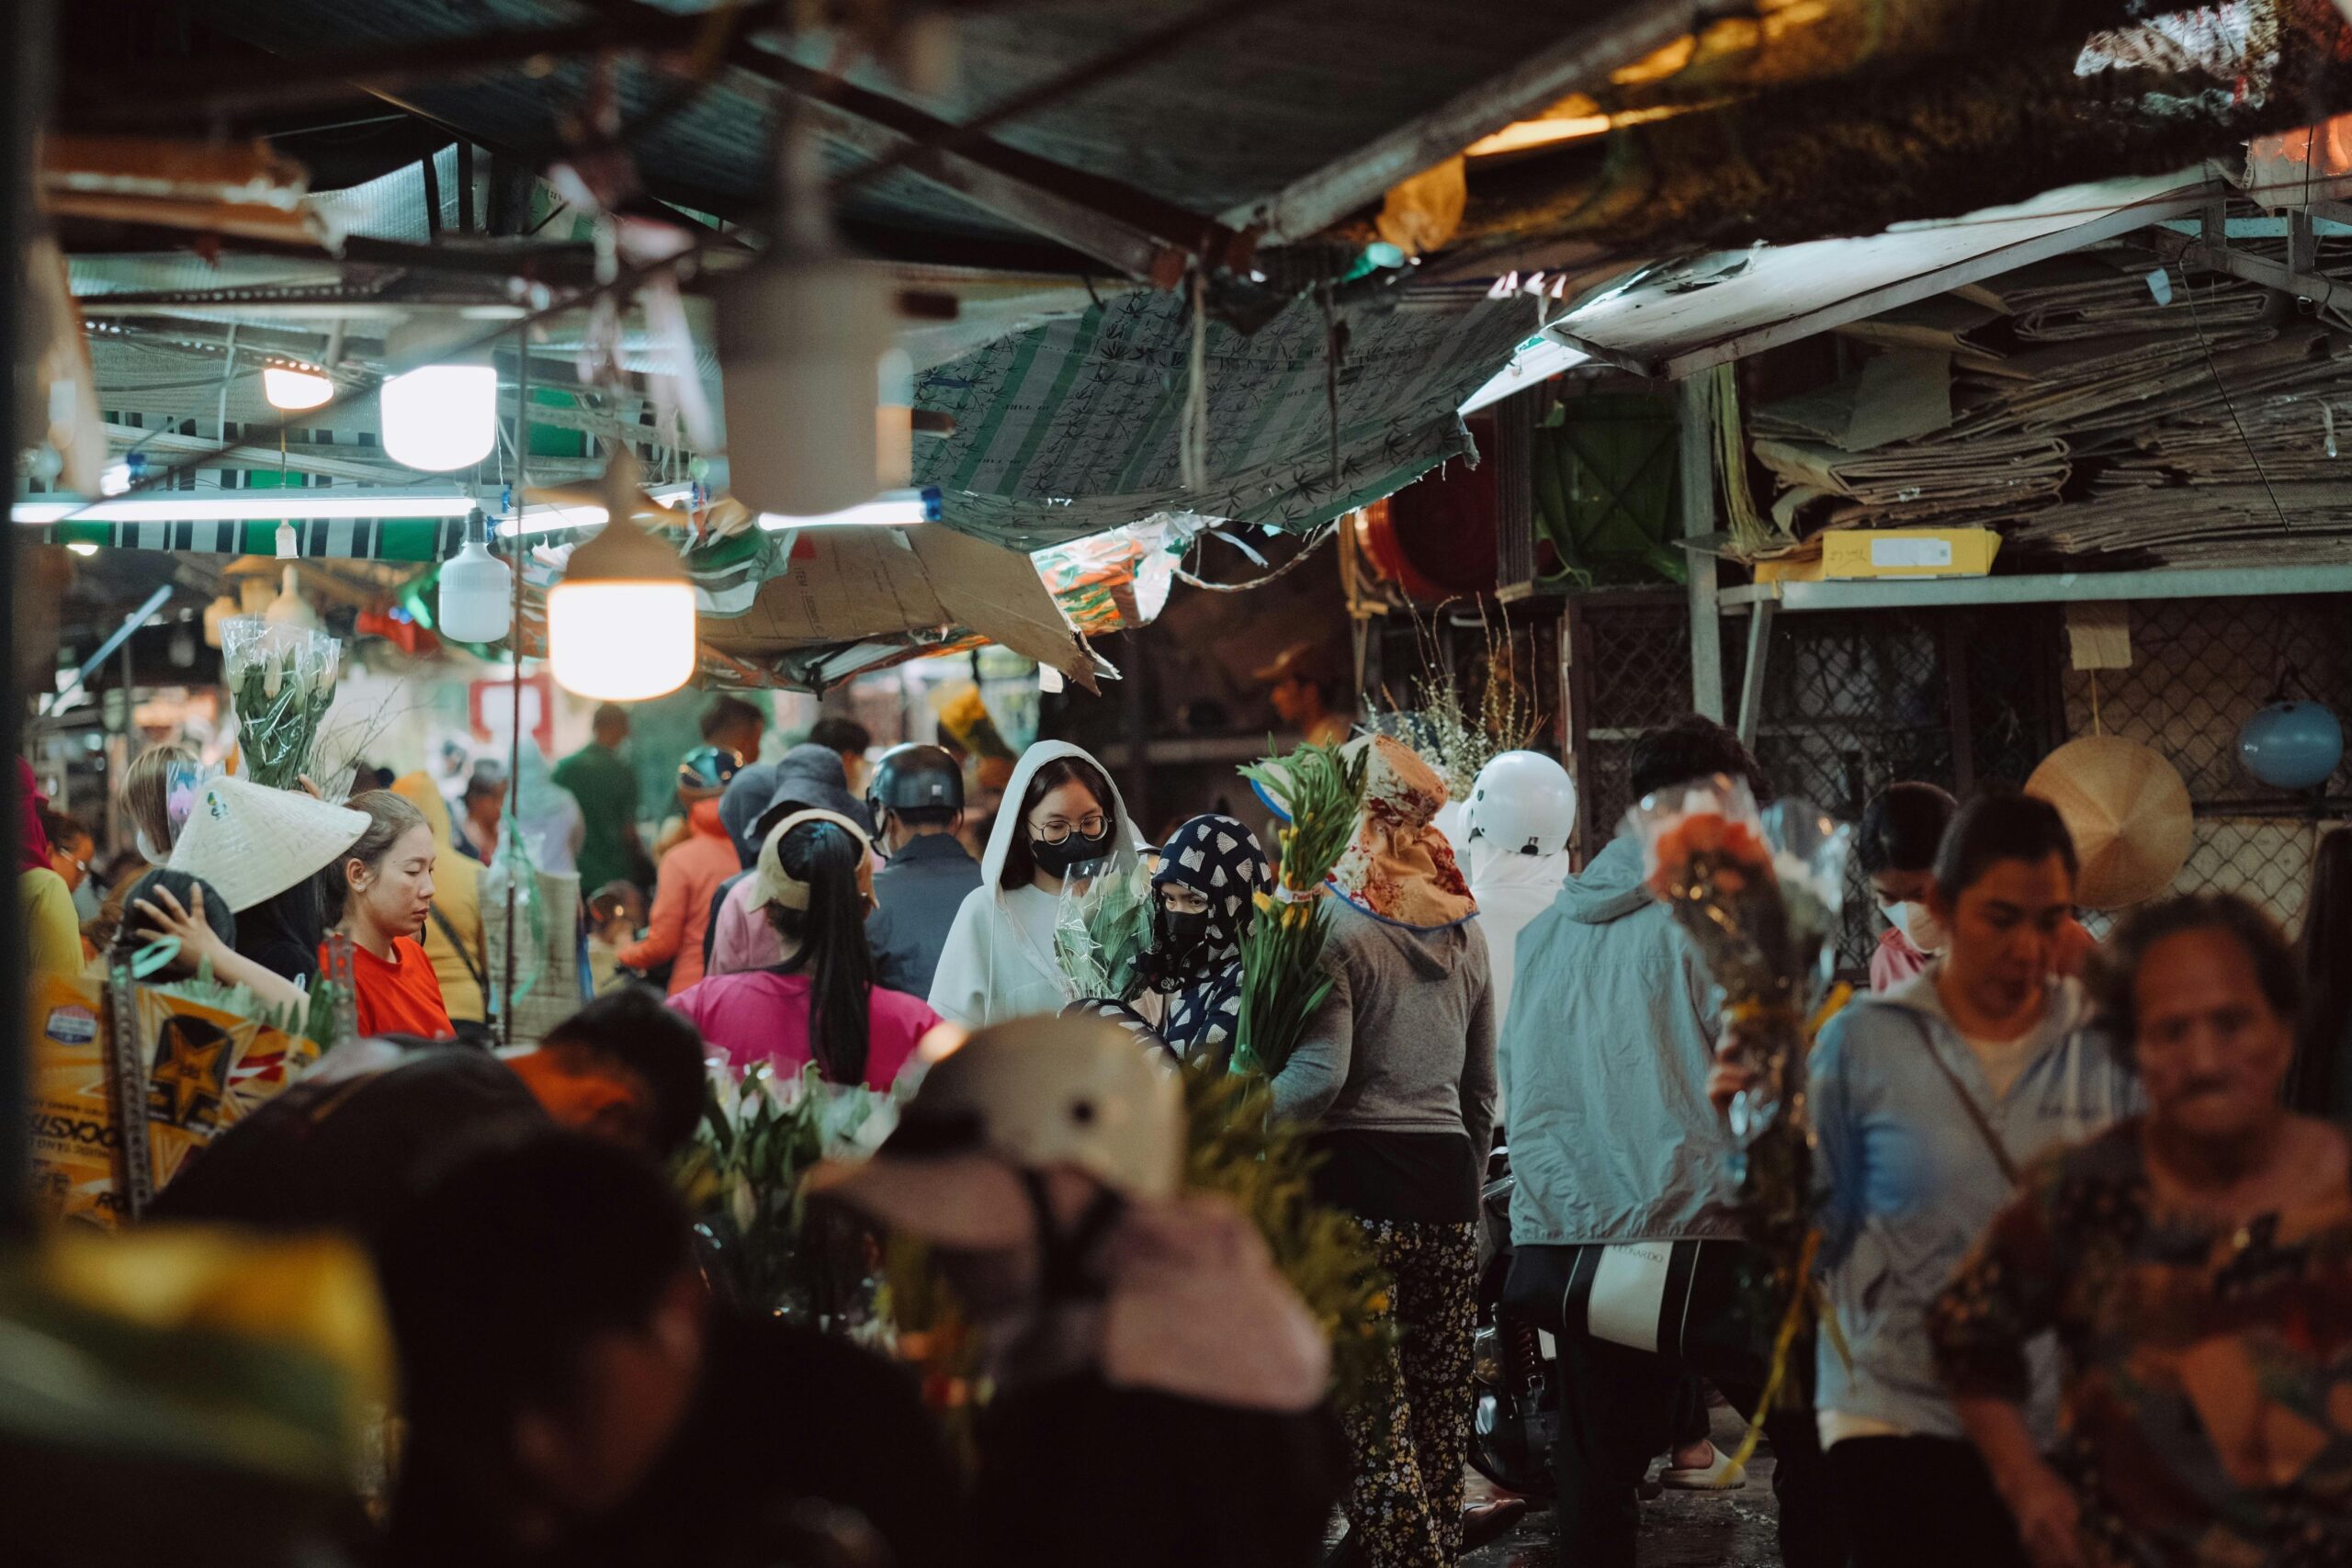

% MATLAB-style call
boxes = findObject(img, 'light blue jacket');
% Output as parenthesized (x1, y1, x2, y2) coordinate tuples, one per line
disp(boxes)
(1502, 831, 1746, 1247)
(1811, 969, 2139, 1443)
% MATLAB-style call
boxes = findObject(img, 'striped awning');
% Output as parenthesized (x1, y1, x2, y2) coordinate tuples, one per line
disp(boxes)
(36, 515, 469, 561)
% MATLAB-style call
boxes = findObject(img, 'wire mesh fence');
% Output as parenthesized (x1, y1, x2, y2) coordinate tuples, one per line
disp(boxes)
(1563, 592, 2347, 972)
(2058, 595, 2350, 940)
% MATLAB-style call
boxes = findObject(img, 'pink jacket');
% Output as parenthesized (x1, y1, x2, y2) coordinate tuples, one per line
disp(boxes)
(669, 970, 939, 1090)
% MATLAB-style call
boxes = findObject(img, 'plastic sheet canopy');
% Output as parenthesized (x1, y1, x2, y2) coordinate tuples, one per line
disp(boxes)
(915, 286, 1532, 551)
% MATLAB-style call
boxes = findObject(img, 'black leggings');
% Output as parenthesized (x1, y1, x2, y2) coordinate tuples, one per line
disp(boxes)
(1827, 1434, 2030, 1568)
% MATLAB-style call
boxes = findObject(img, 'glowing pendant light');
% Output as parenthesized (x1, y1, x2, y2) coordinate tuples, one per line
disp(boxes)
(548, 453, 696, 701)
(437, 511, 514, 644)
(263, 364, 335, 412)
(380, 324, 497, 472)
(715, 115, 899, 518)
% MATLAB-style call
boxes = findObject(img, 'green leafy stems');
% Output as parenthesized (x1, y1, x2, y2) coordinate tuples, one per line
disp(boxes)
(1231, 739, 1367, 1078)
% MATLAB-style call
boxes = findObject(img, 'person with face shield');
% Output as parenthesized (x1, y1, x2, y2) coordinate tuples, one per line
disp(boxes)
(1130, 814, 1272, 1064)
(807, 1014, 1345, 1568)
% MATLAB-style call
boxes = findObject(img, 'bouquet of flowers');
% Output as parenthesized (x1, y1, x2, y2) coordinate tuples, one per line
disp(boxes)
(1627, 776, 1852, 1435)
(675, 1058, 897, 1325)
(1053, 856, 1155, 1004)
(220, 616, 341, 792)
(1232, 739, 1368, 1078)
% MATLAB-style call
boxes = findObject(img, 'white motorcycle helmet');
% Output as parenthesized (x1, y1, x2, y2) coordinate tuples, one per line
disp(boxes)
(1464, 750, 1577, 859)
(807, 1014, 1184, 1249)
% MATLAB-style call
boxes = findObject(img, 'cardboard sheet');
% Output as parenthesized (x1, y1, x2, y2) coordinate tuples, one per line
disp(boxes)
(720, 527, 1098, 690)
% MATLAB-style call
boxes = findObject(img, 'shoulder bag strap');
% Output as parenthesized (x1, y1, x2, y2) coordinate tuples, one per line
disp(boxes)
(428, 904, 486, 992)
(1907, 1013, 2020, 1188)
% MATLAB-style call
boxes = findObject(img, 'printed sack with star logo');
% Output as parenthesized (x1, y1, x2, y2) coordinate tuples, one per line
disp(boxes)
(27, 973, 320, 1228)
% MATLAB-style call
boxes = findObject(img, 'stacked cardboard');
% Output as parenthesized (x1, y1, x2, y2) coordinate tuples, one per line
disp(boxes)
(1745, 234, 2352, 566)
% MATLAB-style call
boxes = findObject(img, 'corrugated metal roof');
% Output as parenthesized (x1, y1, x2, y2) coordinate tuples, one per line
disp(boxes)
(200, 0, 1659, 245)
(1546, 170, 2221, 380)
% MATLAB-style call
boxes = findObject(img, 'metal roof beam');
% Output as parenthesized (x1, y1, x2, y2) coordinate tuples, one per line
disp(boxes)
(2148, 223, 2352, 312)
(731, 45, 1237, 281)
(1217, 0, 1697, 244)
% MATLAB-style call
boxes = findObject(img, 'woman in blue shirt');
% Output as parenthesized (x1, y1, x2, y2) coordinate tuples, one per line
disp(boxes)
(1714, 792, 2138, 1568)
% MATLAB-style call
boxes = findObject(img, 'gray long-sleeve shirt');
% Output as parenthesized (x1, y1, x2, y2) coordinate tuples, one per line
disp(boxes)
(1271, 898, 1497, 1159)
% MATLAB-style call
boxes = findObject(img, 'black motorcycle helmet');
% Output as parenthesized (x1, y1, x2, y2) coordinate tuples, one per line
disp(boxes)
(865, 743, 964, 827)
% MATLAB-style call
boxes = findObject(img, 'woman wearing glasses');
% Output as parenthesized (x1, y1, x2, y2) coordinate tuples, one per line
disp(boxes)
(928, 740, 1147, 1030)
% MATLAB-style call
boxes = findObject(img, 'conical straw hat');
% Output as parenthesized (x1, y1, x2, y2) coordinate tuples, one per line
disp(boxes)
(2026, 736, 2194, 911)
(167, 774, 369, 912)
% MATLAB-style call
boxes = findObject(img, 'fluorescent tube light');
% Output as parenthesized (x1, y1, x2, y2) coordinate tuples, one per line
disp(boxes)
(755, 489, 942, 530)
(14, 492, 480, 525)
(492, 485, 701, 539)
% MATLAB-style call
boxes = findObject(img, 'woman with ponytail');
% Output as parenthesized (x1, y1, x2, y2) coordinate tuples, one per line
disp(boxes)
(671, 810, 941, 1090)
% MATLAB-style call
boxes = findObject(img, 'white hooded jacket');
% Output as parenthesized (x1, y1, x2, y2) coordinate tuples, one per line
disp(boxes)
(927, 741, 1148, 1029)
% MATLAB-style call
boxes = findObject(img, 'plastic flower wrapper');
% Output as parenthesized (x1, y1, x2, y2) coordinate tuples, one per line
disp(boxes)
(1053, 854, 1153, 1004)
(676, 1057, 897, 1326)
(1626, 774, 1853, 1448)
(220, 616, 341, 792)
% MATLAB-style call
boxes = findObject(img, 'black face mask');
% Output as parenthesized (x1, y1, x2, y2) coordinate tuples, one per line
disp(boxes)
(1157, 907, 1212, 958)
(1031, 826, 1114, 877)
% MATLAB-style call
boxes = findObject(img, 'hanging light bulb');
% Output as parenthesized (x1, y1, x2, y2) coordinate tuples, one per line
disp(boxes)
(715, 111, 899, 518)
(380, 323, 497, 472)
(437, 510, 514, 644)
(548, 456, 696, 701)
(264, 563, 322, 630)
(264, 364, 335, 412)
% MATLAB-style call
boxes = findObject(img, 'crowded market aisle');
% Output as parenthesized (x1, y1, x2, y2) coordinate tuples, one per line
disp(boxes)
(17, 5, 2352, 1564)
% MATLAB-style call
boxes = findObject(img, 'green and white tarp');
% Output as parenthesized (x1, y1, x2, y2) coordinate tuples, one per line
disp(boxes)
(916, 284, 1532, 551)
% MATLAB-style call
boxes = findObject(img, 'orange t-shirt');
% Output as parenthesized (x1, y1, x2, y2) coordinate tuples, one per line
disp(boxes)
(322, 934, 456, 1040)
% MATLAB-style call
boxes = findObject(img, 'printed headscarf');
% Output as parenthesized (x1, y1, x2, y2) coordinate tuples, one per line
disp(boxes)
(1329, 736, 1476, 929)
(1142, 813, 1271, 1057)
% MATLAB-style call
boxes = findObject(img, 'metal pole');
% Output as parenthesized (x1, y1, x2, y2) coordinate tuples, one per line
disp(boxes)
(1677, 376, 1724, 721)
(2, 0, 55, 1233)
(503, 333, 527, 1048)
(1736, 602, 1775, 749)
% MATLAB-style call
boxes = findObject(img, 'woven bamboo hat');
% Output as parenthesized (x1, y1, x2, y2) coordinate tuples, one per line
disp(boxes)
(167, 774, 369, 912)
(2025, 736, 2193, 911)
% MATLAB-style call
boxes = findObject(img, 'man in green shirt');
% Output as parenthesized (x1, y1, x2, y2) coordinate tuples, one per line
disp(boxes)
(554, 703, 645, 894)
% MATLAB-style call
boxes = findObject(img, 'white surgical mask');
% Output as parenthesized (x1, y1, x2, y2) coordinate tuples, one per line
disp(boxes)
(136, 829, 165, 867)
(1881, 898, 1950, 956)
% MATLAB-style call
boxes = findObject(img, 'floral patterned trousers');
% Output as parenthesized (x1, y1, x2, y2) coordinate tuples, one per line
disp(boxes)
(1343, 1219, 1481, 1568)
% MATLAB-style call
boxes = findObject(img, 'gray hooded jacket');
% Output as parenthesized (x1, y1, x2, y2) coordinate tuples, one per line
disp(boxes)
(1501, 830, 1743, 1247)
(1273, 899, 1497, 1161)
